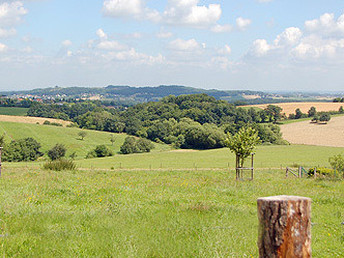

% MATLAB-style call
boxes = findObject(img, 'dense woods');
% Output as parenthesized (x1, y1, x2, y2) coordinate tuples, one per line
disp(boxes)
(27, 94, 287, 149)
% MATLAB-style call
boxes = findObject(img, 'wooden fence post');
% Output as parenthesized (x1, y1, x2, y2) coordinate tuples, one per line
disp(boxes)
(257, 195, 311, 258)
(314, 167, 317, 179)
(286, 167, 289, 178)
(298, 166, 302, 178)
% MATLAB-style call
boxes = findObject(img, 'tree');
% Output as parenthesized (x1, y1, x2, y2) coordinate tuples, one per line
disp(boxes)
(339, 106, 344, 113)
(319, 113, 331, 123)
(295, 108, 303, 119)
(329, 154, 344, 178)
(3, 137, 43, 162)
(265, 105, 283, 123)
(87, 145, 113, 158)
(47, 144, 66, 160)
(225, 127, 261, 176)
(110, 134, 116, 145)
(78, 131, 87, 140)
(307, 107, 316, 117)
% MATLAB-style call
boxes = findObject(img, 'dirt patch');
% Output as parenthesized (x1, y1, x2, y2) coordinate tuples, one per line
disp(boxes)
(280, 116, 344, 147)
(0, 115, 72, 126)
(247, 102, 344, 115)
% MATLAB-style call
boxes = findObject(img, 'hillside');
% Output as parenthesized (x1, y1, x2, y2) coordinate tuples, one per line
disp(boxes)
(0, 121, 170, 159)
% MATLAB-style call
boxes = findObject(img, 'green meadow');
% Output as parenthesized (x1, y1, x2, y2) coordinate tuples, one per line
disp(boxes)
(0, 168, 343, 257)
(0, 119, 343, 256)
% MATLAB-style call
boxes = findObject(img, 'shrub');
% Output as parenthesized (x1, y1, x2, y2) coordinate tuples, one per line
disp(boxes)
(86, 145, 113, 158)
(120, 136, 155, 154)
(43, 120, 51, 125)
(308, 167, 335, 177)
(43, 158, 76, 171)
(50, 122, 63, 127)
(3, 137, 43, 162)
(47, 144, 66, 160)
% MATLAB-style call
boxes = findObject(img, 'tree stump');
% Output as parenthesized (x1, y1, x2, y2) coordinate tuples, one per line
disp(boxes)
(257, 195, 311, 258)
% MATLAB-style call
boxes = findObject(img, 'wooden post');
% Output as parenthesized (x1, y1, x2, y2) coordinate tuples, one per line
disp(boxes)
(314, 167, 317, 179)
(298, 166, 302, 178)
(251, 153, 254, 180)
(257, 195, 312, 258)
(0, 147, 2, 177)
(286, 167, 289, 178)
(235, 155, 239, 180)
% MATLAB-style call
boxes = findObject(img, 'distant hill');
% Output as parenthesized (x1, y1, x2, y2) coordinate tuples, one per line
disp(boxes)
(0, 85, 335, 104)
(0, 85, 269, 103)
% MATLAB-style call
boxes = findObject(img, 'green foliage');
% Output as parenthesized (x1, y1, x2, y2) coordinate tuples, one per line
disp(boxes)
(43, 158, 76, 171)
(225, 127, 261, 167)
(120, 136, 154, 154)
(87, 145, 114, 158)
(47, 144, 66, 160)
(319, 112, 331, 122)
(78, 131, 87, 140)
(339, 106, 344, 113)
(3, 137, 43, 162)
(264, 105, 283, 123)
(308, 167, 335, 177)
(308, 106, 317, 117)
(329, 154, 344, 177)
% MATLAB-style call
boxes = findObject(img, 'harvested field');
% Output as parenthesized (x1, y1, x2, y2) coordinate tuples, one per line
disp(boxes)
(280, 115, 344, 147)
(0, 115, 71, 126)
(247, 102, 344, 115)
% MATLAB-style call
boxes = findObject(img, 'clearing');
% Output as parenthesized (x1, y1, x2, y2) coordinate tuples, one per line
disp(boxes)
(246, 102, 344, 115)
(280, 115, 344, 147)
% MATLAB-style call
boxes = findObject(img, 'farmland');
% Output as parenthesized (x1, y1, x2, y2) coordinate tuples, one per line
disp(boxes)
(0, 107, 28, 116)
(0, 116, 343, 256)
(0, 115, 72, 126)
(247, 102, 344, 115)
(281, 115, 344, 147)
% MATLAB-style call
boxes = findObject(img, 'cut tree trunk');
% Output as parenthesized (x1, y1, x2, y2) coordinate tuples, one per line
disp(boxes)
(257, 195, 311, 258)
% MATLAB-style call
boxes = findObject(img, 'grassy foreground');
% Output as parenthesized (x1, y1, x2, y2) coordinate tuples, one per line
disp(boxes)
(0, 168, 343, 256)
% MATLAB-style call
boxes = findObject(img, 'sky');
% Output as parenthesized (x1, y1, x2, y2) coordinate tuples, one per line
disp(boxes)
(0, 0, 344, 92)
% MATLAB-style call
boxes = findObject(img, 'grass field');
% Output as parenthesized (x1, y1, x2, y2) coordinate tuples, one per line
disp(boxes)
(0, 167, 342, 256)
(246, 102, 344, 115)
(0, 115, 72, 126)
(0, 107, 28, 116)
(0, 121, 170, 159)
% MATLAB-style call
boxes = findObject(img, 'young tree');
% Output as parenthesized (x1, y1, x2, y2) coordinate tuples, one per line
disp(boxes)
(339, 106, 344, 113)
(47, 144, 66, 160)
(295, 108, 303, 119)
(110, 134, 116, 145)
(225, 127, 261, 178)
(329, 154, 344, 178)
(78, 131, 87, 140)
(307, 106, 317, 117)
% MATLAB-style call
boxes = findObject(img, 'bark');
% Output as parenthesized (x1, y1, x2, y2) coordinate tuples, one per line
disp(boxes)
(257, 195, 311, 258)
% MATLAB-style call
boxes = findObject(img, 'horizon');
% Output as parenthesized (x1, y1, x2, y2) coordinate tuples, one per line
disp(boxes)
(0, 1, 344, 91)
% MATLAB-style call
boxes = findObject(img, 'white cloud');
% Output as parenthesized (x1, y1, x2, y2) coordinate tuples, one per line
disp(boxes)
(305, 12, 344, 37)
(274, 27, 302, 46)
(96, 28, 108, 40)
(168, 38, 200, 51)
(163, 0, 221, 28)
(211, 24, 232, 33)
(0, 1, 27, 27)
(103, 0, 161, 22)
(103, 48, 165, 65)
(236, 17, 251, 30)
(97, 40, 127, 51)
(0, 27, 15, 37)
(251, 39, 271, 56)
(0, 42, 7, 52)
(62, 40, 72, 47)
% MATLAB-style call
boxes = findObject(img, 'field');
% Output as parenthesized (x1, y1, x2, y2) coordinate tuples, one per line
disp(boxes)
(0, 107, 28, 116)
(0, 121, 170, 159)
(246, 102, 344, 115)
(0, 115, 72, 126)
(0, 167, 343, 256)
(280, 115, 344, 147)
(0, 114, 343, 256)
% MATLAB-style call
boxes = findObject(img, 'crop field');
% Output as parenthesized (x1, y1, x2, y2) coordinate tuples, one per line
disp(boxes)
(0, 115, 71, 126)
(0, 107, 28, 116)
(0, 167, 342, 256)
(280, 115, 344, 147)
(246, 102, 344, 115)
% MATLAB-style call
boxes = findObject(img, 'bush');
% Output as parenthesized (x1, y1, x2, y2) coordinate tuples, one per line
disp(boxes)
(120, 136, 154, 154)
(86, 145, 113, 158)
(43, 120, 51, 125)
(43, 158, 76, 171)
(47, 144, 66, 160)
(308, 167, 335, 177)
(3, 137, 43, 162)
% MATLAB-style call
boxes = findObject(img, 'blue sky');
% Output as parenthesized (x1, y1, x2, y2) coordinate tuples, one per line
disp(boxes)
(0, 0, 344, 91)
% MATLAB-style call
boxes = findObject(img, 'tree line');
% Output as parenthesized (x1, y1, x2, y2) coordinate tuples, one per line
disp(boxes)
(27, 94, 287, 149)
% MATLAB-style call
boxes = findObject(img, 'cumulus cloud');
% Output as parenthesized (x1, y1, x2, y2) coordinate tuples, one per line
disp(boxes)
(168, 38, 201, 51)
(236, 17, 251, 30)
(0, 1, 27, 27)
(96, 28, 108, 40)
(0, 27, 15, 37)
(0, 42, 7, 52)
(211, 24, 232, 33)
(217, 44, 231, 55)
(62, 40, 72, 47)
(305, 12, 344, 37)
(97, 40, 127, 51)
